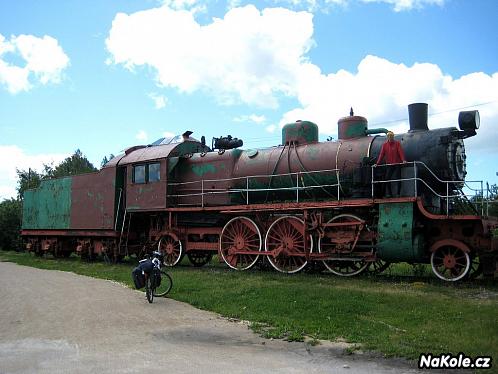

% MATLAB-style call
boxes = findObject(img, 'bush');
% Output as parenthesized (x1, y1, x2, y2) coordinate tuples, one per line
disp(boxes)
(0, 199, 22, 251)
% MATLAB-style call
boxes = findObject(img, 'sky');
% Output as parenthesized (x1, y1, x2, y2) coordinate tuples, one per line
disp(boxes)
(0, 0, 497, 200)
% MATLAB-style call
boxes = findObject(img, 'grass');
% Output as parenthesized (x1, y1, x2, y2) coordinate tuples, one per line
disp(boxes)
(1, 250, 497, 363)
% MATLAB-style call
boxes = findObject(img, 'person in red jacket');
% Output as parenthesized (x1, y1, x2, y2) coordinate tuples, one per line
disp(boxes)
(374, 131, 407, 197)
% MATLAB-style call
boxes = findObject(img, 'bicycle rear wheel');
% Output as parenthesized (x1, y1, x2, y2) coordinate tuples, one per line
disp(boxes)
(154, 271, 173, 297)
(145, 276, 154, 303)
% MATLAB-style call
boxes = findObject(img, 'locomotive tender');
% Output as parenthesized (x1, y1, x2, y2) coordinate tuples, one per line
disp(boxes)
(21, 103, 498, 281)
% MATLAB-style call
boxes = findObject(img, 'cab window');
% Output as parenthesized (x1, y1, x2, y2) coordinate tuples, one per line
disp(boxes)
(148, 163, 161, 182)
(133, 165, 146, 184)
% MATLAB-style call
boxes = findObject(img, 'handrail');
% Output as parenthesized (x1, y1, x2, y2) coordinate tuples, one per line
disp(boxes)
(168, 168, 341, 207)
(167, 160, 491, 217)
(371, 161, 487, 216)
(169, 183, 340, 197)
(168, 168, 340, 187)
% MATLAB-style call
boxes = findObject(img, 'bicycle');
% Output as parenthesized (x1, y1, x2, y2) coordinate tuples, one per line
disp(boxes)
(143, 251, 173, 303)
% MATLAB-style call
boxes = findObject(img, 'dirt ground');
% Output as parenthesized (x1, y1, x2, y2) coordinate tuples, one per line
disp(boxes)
(0, 262, 421, 374)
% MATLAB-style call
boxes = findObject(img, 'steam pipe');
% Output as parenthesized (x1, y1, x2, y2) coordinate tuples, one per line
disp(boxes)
(365, 128, 389, 135)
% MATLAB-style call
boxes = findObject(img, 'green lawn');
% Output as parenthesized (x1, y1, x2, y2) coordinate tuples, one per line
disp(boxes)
(1, 251, 497, 362)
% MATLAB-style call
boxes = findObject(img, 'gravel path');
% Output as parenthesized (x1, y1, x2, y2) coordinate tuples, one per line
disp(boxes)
(0, 262, 419, 373)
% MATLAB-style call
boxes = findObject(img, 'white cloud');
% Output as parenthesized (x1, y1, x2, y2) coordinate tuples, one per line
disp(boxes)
(163, 131, 176, 138)
(281, 55, 498, 153)
(265, 124, 277, 133)
(0, 34, 69, 94)
(136, 130, 148, 141)
(272, 0, 346, 12)
(360, 0, 445, 12)
(107, 5, 497, 153)
(0, 146, 68, 200)
(148, 92, 168, 109)
(227, 0, 242, 9)
(233, 114, 266, 124)
(106, 5, 313, 108)
(256, 0, 442, 13)
(160, 0, 207, 14)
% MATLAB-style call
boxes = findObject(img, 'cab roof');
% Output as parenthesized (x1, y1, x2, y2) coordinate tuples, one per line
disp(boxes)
(103, 139, 208, 168)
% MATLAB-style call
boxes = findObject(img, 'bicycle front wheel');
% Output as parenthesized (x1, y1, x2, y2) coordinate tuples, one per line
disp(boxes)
(154, 271, 173, 297)
(145, 277, 154, 303)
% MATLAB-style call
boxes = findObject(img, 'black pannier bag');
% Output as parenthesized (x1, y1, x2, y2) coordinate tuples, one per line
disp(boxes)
(132, 266, 145, 289)
(131, 259, 154, 289)
(139, 259, 153, 274)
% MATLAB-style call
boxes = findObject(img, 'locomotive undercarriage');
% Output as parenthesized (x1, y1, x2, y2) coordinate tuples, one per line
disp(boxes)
(106, 196, 496, 281)
(22, 197, 497, 281)
(24, 233, 120, 262)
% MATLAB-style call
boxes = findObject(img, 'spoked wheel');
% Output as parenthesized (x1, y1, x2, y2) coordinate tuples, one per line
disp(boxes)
(264, 216, 312, 274)
(158, 234, 183, 267)
(430, 245, 470, 282)
(187, 251, 213, 267)
(220, 217, 262, 270)
(367, 259, 391, 274)
(145, 276, 154, 303)
(318, 214, 369, 277)
(324, 260, 369, 276)
(154, 271, 173, 297)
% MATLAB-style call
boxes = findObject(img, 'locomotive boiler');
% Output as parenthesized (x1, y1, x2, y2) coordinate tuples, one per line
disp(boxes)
(21, 103, 497, 282)
(171, 103, 474, 209)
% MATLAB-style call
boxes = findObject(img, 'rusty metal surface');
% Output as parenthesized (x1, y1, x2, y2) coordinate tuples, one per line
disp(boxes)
(71, 168, 116, 229)
(169, 135, 377, 207)
(169, 150, 241, 206)
(281, 120, 319, 145)
(21, 230, 118, 237)
(338, 115, 368, 140)
(126, 159, 167, 210)
(119, 141, 209, 166)
(429, 239, 470, 253)
(166, 197, 411, 213)
(231, 137, 375, 197)
(416, 199, 483, 221)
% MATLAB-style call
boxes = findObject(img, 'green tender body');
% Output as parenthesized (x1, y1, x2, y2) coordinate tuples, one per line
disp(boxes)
(376, 202, 425, 262)
(22, 177, 72, 229)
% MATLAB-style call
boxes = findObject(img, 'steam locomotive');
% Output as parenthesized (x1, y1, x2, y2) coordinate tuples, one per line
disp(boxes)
(22, 103, 498, 281)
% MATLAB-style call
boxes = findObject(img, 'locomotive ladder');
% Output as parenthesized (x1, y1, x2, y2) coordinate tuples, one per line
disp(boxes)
(455, 186, 480, 215)
(118, 210, 132, 256)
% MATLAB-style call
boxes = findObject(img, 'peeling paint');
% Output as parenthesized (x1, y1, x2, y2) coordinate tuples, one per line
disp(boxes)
(22, 178, 72, 229)
(192, 163, 216, 177)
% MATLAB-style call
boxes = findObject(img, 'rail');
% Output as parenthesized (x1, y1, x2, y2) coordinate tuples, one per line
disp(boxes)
(169, 169, 340, 206)
(168, 162, 493, 217)
(371, 161, 488, 216)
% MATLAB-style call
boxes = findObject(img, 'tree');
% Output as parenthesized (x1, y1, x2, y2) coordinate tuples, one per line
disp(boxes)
(0, 198, 22, 250)
(16, 168, 43, 199)
(47, 149, 97, 178)
(100, 153, 116, 168)
(486, 183, 498, 217)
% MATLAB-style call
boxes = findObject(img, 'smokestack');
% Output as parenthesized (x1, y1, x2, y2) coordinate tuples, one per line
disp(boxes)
(408, 103, 429, 132)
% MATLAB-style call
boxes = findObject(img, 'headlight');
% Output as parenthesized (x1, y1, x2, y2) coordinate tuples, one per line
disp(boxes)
(458, 110, 480, 131)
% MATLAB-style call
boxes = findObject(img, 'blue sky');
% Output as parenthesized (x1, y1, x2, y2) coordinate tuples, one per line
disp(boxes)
(1, 0, 497, 199)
